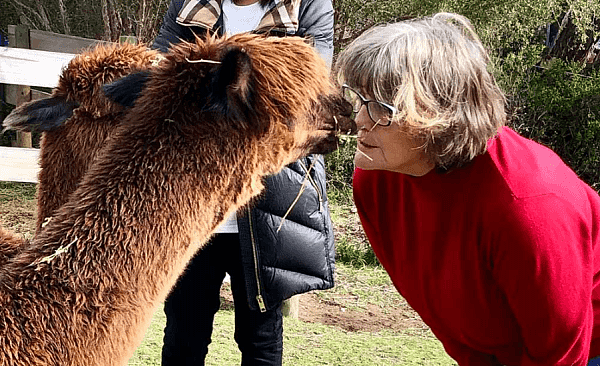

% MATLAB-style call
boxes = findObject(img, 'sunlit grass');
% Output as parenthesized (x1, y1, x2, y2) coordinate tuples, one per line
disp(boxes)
(0, 182, 37, 202)
(130, 301, 456, 366)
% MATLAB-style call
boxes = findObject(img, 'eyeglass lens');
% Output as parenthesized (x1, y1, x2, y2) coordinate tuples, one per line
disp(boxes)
(367, 103, 393, 123)
(343, 86, 393, 124)
(342, 87, 362, 113)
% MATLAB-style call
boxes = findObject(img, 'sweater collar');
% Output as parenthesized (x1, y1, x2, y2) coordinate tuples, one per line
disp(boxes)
(176, 0, 301, 34)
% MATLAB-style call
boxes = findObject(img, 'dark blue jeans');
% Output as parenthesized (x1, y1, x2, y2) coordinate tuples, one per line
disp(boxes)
(161, 233, 283, 366)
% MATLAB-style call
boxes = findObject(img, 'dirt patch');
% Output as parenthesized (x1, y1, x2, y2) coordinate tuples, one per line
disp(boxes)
(219, 283, 429, 334)
(297, 292, 427, 333)
(0, 196, 37, 238)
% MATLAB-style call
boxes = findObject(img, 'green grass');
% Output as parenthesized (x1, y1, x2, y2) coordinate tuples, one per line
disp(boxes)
(0, 182, 37, 202)
(284, 318, 452, 366)
(129, 299, 456, 366)
(126, 264, 455, 366)
(328, 186, 380, 267)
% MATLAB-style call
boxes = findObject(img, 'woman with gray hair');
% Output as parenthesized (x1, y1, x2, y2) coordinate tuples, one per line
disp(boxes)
(337, 13, 600, 365)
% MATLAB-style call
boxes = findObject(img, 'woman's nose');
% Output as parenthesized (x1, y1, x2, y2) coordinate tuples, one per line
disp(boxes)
(355, 105, 372, 131)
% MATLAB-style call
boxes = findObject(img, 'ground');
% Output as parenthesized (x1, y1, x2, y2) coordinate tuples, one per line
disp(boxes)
(219, 207, 430, 335)
(1, 183, 430, 336)
(219, 284, 426, 334)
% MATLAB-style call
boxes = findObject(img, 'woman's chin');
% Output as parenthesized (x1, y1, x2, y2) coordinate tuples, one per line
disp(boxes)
(354, 152, 378, 170)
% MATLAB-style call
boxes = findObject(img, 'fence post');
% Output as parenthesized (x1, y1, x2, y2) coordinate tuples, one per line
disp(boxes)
(282, 296, 299, 319)
(119, 36, 138, 45)
(14, 25, 32, 148)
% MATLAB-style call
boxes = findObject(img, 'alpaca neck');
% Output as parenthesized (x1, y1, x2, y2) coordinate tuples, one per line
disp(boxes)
(0, 118, 274, 365)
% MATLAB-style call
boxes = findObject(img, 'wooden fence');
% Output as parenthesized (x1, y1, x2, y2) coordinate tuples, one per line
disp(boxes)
(0, 26, 106, 183)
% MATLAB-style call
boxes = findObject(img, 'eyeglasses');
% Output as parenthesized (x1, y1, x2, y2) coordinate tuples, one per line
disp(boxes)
(341, 84, 397, 126)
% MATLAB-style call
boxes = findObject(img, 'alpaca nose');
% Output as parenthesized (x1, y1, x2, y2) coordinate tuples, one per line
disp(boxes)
(337, 99, 357, 135)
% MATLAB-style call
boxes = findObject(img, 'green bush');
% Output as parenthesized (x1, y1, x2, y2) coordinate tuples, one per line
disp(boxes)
(509, 60, 600, 191)
(325, 145, 381, 267)
(325, 136, 357, 192)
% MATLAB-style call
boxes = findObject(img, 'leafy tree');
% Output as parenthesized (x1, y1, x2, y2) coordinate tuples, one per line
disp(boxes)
(333, 0, 412, 52)
(332, 0, 599, 75)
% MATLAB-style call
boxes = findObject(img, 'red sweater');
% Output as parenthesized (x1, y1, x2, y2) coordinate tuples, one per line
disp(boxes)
(353, 127, 600, 365)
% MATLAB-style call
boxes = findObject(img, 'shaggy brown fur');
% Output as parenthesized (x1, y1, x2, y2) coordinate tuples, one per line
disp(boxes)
(0, 33, 353, 365)
(0, 226, 25, 269)
(4, 43, 161, 233)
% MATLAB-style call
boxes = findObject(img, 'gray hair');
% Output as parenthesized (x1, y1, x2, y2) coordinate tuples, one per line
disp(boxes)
(336, 13, 506, 169)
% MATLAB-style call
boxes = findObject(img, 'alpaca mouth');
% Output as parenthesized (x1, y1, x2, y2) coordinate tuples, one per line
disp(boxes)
(333, 115, 357, 136)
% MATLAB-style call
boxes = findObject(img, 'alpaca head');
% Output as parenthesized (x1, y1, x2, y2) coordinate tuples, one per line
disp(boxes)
(2, 43, 160, 132)
(56, 43, 161, 118)
(1, 34, 354, 236)
(104, 33, 355, 159)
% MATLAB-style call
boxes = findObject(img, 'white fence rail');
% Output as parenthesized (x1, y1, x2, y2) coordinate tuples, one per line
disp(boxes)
(0, 47, 72, 184)
(0, 146, 40, 183)
(0, 47, 76, 88)
(1, 26, 102, 183)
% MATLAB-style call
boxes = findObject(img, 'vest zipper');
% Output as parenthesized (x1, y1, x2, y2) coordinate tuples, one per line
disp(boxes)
(247, 207, 267, 313)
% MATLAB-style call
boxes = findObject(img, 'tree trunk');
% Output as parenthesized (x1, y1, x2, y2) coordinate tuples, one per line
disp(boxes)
(100, 0, 112, 41)
(549, 10, 600, 65)
(33, 0, 51, 31)
(100, 0, 123, 41)
(57, 0, 71, 35)
(9, 0, 46, 30)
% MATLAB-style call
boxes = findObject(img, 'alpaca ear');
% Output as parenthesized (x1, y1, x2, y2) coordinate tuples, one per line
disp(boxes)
(210, 47, 258, 127)
(2, 97, 79, 133)
(102, 71, 151, 107)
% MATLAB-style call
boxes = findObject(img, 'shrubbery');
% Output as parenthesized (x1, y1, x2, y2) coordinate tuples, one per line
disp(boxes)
(509, 61, 600, 191)
(325, 137, 357, 192)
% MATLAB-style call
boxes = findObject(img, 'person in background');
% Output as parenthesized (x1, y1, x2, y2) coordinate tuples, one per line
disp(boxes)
(336, 12, 600, 366)
(153, 0, 337, 365)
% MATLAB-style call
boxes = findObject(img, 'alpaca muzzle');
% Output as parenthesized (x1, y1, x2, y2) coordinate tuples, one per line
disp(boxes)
(305, 96, 357, 155)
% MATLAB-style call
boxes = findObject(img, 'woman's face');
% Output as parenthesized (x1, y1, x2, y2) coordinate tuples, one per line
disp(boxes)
(354, 93, 434, 176)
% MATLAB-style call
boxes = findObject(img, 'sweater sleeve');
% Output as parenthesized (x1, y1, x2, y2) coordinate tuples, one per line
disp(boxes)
(492, 193, 594, 365)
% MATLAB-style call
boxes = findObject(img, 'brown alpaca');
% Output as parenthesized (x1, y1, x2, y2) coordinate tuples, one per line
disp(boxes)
(0, 33, 354, 365)
(4, 43, 161, 233)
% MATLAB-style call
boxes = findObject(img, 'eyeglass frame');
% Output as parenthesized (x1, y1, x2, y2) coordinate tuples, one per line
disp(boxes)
(341, 84, 398, 126)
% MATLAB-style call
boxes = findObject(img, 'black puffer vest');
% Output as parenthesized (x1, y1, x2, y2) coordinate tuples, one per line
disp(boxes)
(153, 0, 336, 311)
